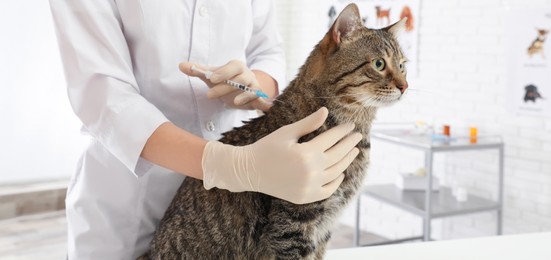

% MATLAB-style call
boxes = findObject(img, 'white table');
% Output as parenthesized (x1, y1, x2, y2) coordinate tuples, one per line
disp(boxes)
(326, 232, 551, 260)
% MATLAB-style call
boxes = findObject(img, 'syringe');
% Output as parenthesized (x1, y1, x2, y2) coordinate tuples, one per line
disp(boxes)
(191, 65, 269, 99)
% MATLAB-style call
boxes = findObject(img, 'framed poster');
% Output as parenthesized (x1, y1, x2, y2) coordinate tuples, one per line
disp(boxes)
(506, 9, 551, 117)
(322, 0, 420, 77)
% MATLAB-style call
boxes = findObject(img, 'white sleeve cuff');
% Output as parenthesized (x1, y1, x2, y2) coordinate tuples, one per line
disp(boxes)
(96, 98, 168, 177)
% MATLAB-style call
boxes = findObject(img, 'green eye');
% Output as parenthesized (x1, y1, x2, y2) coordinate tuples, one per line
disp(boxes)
(372, 58, 385, 71)
(399, 62, 405, 72)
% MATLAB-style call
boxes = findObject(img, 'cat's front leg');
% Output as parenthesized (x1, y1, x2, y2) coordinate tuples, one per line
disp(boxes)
(262, 200, 327, 259)
(312, 240, 329, 260)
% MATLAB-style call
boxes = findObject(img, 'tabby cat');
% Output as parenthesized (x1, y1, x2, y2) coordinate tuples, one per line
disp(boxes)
(141, 4, 408, 259)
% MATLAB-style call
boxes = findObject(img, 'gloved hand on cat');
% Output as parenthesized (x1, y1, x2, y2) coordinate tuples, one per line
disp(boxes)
(201, 107, 362, 204)
(180, 61, 273, 112)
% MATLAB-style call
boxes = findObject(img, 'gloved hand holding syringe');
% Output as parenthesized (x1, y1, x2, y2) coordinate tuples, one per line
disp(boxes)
(191, 65, 269, 99)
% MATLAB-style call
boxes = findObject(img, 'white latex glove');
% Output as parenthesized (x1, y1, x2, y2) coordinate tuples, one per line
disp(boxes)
(179, 60, 272, 111)
(202, 107, 362, 204)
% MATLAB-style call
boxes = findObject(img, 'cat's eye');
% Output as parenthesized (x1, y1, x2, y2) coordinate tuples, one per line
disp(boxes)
(399, 62, 406, 73)
(371, 58, 385, 71)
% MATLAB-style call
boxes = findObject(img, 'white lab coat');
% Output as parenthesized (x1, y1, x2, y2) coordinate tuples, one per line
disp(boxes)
(49, 0, 285, 259)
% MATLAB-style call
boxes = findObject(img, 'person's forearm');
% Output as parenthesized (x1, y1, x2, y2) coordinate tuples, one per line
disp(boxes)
(141, 71, 276, 179)
(253, 70, 279, 98)
(141, 122, 207, 179)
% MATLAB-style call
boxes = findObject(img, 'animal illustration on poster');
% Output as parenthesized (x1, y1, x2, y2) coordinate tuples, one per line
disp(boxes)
(506, 9, 551, 117)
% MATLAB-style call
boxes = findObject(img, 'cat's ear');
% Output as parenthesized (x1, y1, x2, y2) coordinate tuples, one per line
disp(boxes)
(331, 3, 363, 45)
(384, 18, 407, 37)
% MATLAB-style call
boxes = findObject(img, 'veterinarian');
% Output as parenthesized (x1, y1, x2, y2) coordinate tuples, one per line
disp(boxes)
(50, 1, 362, 259)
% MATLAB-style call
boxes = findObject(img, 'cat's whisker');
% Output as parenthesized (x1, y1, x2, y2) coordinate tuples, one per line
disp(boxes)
(359, 95, 380, 107)
(350, 100, 366, 119)
(311, 92, 370, 99)
(270, 99, 286, 104)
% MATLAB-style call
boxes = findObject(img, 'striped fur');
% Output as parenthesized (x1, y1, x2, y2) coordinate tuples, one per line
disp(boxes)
(140, 4, 407, 260)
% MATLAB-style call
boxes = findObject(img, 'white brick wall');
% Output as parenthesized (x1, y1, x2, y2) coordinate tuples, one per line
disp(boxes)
(275, 0, 551, 241)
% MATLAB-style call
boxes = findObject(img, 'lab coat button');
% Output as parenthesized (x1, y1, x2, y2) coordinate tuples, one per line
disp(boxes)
(199, 6, 208, 17)
(206, 121, 216, 132)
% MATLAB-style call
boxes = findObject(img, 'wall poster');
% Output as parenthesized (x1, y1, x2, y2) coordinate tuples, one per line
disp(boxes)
(506, 9, 551, 117)
(321, 0, 420, 77)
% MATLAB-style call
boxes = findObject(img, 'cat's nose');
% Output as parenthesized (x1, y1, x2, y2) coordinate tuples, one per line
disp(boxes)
(396, 84, 408, 94)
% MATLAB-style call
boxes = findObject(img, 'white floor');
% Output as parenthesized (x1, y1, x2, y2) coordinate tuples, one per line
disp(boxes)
(0, 211, 67, 260)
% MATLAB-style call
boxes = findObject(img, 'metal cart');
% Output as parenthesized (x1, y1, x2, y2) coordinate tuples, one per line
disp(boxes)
(354, 126, 504, 246)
